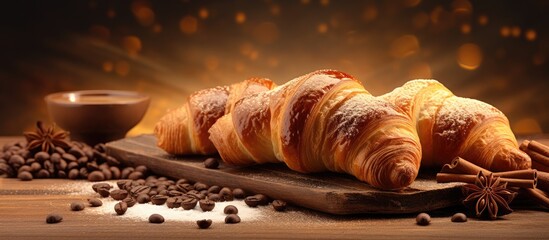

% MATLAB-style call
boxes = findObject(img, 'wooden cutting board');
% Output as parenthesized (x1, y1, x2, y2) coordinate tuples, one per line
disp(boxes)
(106, 134, 465, 215)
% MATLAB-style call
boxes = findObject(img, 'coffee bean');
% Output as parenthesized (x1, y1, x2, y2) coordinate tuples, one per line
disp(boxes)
(167, 190, 183, 197)
(30, 162, 42, 172)
(128, 171, 143, 180)
(86, 162, 100, 171)
(68, 147, 84, 158)
(451, 213, 467, 222)
(272, 200, 287, 212)
(121, 167, 134, 179)
(46, 213, 63, 224)
(92, 183, 113, 192)
(208, 193, 221, 202)
(196, 219, 212, 229)
(34, 151, 50, 161)
(232, 188, 246, 199)
(203, 157, 219, 169)
(17, 171, 33, 181)
(56, 159, 67, 171)
(117, 180, 132, 190)
(0, 163, 15, 177)
(77, 157, 89, 166)
(194, 182, 209, 191)
(136, 193, 150, 203)
(219, 187, 233, 201)
(67, 161, 79, 170)
(62, 153, 77, 162)
(79, 167, 88, 178)
(57, 170, 67, 179)
(130, 185, 151, 197)
(151, 195, 169, 205)
(416, 213, 431, 226)
(106, 156, 120, 166)
(50, 153, 61, 163)
(110, 189, 129, 200)
(101, 168, 112, 180)
(123, 197, 137, 207)
(9, 155, 25, 168)
(254, 194, 269, 205)
(88, 198, 103, 207)
(36, 169, 50, 178)
(94, 143, 107, 153)
(199, 199, 215, 212)
(225, 214, 241, 224)
(148, 214, 164, 224)
(114, 201, 128, 215)
(97, 187, 111, 198)
(166, 197, 182, 208)
(70, 201, 85, 211)
(207, 185, 221, 194)
(88, 171, 105, 182)
(17, 165, 32, 174)
(135, 165, 148, 173)
(244, 196, 261, 207)
(68, 169, 79, 179)
(110, 166, 121, 179)
(181, 198, 198, 210)
(55, 147, 66, 155)
(224, 205, 238, 214)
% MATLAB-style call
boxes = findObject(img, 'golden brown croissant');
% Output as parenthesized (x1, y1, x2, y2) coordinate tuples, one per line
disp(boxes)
(208, 70, 422, 190)
(154, 78, 276, 155)
(381, 79, 531, 171)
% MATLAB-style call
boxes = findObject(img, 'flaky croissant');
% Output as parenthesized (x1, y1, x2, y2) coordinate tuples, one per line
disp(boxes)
(381, 79, 531, 171)
(208, 70, 422, 190)
(154, 78, 276, 155)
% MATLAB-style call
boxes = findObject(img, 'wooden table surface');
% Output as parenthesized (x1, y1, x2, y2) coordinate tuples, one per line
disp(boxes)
(1, 136, 549, 239)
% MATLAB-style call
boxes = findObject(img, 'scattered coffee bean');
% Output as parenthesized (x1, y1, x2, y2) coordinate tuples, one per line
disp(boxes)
(128, 171, 144, 180)
(196, 219, 212, 229)
(88, 171, 105, 182)
(207, 185, 221, 194)
(135, 165, 148, 173)
(46, 213, 63, 224)
(97, 187, 111, 198)
(148, 214, 165, 224)
(224, 205, 238, 214)
(130, 185, 151, 197)
(254, 194, 269, 205)
(208, 193, 221, 202)
(92, 183, 113, 192)
(194, 182, 209, 191)
(182, 198, 198, 210)
(166, 197, 182, 208)
(61, 153, 77, 162)
(151, 195, 169, 205)
(203, 157, 219, 169)
(136, 193, 150, 203)
(219, 187, 234, 201)
(244, 196, 261, 207)
(416, 213, 431, 226)
(199, 199, 215, 211)
(114, 201, 128, 215)
(120, 167, 134, 179)
(110, 189, 129, 200)
(123, 197, 137, 207)
(17, 171, 33, 181)
(68, 169, 79, 179)
(451, 213, 467, 222)
(88, 198, 103, 207)
(272, 200, 287, 211)
(225, 214, 241, 224)
(70, 201, 85, 211)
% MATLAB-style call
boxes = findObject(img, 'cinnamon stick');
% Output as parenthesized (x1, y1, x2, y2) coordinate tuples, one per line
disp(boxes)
(520, 140, 549, 172)
(440, 157, 537, 180)
(436, 173, 537, 189)
(522, 188, 549, 209)
(537, 171, 549, 194)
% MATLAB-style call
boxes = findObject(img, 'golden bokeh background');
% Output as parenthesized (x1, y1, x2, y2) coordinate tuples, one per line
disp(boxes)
(0, 0, 548, 136)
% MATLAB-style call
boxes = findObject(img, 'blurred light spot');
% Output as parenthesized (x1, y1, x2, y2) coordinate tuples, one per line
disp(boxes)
(513, 118, 542, 135)
(89, 25, 110, 41)
(179, 15, 198, 34)
(301, 0, 311, 4)
(132, 6, 155, 26)
(460, 23, 471, 34)
(103, 61, 114, 72)
(253, 22, 279, 44)
(122, 36, 142, 56)
(412, 12, 429, 29)
(199, 7, 209, 19)
(317, 23, 328, 34)
(115, 61, 130, 76)
(478, 15, 488, 26)
(268, 57, 279, 68)
(68, 93, 76, 103)
(235, 12, 246, 24)
(402, 0, 421, 7)
(408, 62, 432, 79)
(330, 16, 340, 28)
(511, 26, 521, 38)
(240, 42, 254, 56)
(270, 4, 281, 16)
(362, 5, 378, 22)
(249, 50, 259, 60)
(525, 29, 536, 41)
(430, 6, 448, 25)
(204, 56, 219, 71)
(457, 43, 483, 70)
(500, 26, 510, 37)
(390, 35, 420, 59)
(452, 0, 472, 17)
(152, 23, 162, 33)
(107, 9, 116, 19)
(533, 52, 545, 66)
(320, 0, 330, 7)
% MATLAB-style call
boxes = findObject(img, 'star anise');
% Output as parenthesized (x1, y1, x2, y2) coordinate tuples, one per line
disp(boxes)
(462, 171, 517, 220)
(23, 121, 71, 153)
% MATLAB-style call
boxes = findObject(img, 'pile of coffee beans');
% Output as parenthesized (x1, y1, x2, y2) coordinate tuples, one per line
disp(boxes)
(0, 140, 150, 182)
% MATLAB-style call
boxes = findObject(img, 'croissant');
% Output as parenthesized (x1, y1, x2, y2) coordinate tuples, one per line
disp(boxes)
(381, 79, 531, 171)
(208, 70, 422, 190)
(154, 78, 276, 155)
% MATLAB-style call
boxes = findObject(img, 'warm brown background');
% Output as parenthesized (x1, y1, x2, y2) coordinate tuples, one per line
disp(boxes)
(0, 0, 548, 136)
